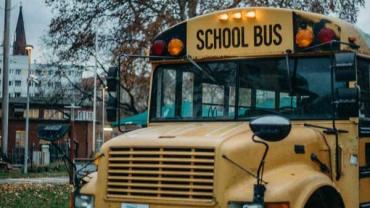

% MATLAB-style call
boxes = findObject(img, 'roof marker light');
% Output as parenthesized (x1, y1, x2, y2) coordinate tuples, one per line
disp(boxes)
(246, 10, 256, 19)
(348, 36, 357, 43)
(219, 13, 229, 21)
(233, 12, 242, 20)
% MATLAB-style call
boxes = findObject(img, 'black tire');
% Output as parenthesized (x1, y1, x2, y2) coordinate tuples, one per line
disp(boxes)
(304, 186, 345, 208)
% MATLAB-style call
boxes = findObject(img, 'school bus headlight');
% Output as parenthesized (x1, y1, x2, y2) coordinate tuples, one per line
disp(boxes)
(168, 38, 184, 56)
(246, 10, 256, 19)
(219, 13, 229, 21)
(233, 12, 242, 20)
(295, 28, 313, 48)
(75, 194, 94, 208)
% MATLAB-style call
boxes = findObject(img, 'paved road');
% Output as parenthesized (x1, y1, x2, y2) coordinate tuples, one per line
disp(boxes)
(0, 177, 69, 184)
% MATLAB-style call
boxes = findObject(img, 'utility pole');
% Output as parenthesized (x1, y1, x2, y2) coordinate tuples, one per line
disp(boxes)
(92, 64, 97, 153)
(92, 23, 99, 154)
(2, 0, 11, 158)
(65, 103, 80, 183)
(101, 87, 105, 144)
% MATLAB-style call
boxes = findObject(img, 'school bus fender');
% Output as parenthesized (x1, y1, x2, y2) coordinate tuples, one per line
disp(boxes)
(224, 164, 338, 207)
(79, 172, 97, 196)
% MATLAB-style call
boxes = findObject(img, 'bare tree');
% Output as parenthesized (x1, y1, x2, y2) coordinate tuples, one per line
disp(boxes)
(44, 0, 364, 115)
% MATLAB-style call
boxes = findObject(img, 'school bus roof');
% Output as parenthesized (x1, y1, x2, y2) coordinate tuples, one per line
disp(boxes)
(150, 7, 370, 60)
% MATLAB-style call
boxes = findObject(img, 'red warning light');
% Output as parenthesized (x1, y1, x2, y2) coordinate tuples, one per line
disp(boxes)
(151, 40, 166, 56)
(317, 27, 336, 43)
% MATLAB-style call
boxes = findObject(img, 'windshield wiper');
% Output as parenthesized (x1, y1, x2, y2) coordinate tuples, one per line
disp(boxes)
(304, 123, 348, 134)
(185, 55, 218, 83)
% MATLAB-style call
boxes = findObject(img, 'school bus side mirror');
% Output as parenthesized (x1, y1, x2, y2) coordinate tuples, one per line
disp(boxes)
(334, 52, 356, 82)
(106, 95, 118, 122)
(249, 115, 291, 142)
(335, 87, 359, 117)
(106, 66, 119, 122)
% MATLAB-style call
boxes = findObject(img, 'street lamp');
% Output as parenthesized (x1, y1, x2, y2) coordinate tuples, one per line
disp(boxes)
(101, 86, 107, 145)
(24, 44, 33, 174)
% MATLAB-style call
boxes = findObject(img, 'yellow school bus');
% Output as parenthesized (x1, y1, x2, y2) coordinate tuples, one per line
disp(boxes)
(75, 7, 370, 208)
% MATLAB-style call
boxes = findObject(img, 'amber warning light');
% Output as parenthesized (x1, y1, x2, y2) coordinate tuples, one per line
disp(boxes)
(168, 38, 184, 56)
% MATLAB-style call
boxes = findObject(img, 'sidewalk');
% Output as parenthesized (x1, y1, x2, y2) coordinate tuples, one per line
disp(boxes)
(0, 177, 69, 184)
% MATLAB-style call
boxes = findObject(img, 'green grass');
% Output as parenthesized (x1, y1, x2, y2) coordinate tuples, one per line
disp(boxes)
(0, 162, 69, 179)
(0, 169, 68, 179)
(0, 183, 71, 208)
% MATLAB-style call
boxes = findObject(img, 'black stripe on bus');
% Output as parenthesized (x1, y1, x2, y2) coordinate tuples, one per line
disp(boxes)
(360, 166, 370, 178)
(359, 119, 370, 137)
(360, 202, 370, 208)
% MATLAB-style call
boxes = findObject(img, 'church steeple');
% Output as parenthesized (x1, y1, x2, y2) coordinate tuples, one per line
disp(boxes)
(13, 5, 27, 55)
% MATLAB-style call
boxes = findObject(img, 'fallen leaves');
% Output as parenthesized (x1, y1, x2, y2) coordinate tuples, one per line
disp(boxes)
(0, 183, 71, 208)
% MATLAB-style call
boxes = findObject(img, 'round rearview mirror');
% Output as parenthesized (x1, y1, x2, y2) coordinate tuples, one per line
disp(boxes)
(249, 115, 291, 142)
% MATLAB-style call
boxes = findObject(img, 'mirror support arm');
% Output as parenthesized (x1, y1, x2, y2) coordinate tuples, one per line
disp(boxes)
(251, 134, 269, 204)
(285, 50, 293, 94)
(328, 42, 341, 181)
(117, 55, 125, 133)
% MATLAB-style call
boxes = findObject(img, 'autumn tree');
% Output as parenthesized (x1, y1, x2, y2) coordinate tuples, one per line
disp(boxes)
(44, 0, 364, 115)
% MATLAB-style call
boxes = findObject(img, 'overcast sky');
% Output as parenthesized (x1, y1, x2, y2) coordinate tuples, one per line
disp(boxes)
(0, 0, 369, 62)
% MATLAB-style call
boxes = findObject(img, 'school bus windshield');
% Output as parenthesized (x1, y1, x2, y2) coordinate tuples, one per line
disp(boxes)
(150, 56, 346, 121)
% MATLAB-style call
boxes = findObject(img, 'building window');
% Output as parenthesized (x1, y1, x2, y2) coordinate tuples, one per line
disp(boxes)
(15, 80, 22, 86)
(15, 131, 25, 148)
(55, 82, 62, 88)
(44, 109, 64, 120)
(9, 81, 12, 86)
(15, 93, 21, 97)
(75, 110, 93, 121)
(24, 109, 39, 119)
(15, 69, 21, 75)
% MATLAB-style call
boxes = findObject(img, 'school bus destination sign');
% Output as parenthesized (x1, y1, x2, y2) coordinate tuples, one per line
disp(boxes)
(149, 7, 366, 60)
(187, 8, 294, 58)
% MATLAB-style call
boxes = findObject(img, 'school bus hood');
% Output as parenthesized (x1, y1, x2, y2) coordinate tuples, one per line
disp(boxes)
(101, 122, 252, 150)
(101, 122, 324, 152)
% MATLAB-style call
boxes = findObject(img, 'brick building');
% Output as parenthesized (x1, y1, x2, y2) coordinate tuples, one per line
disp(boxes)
(0, 98, 94, 164)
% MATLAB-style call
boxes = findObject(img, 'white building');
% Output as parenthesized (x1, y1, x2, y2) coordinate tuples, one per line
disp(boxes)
(0, 6, 84, 99)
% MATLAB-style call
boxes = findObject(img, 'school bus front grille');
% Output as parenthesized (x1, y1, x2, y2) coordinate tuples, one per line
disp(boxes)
(106, 147, 215, 203)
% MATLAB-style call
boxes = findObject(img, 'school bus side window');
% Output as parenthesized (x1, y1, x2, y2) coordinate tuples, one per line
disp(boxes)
(155, 69, 176, 118)
(151, 63, 236, 120)
(181, 71, 194, 118)
(358, 58, 370, 118)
